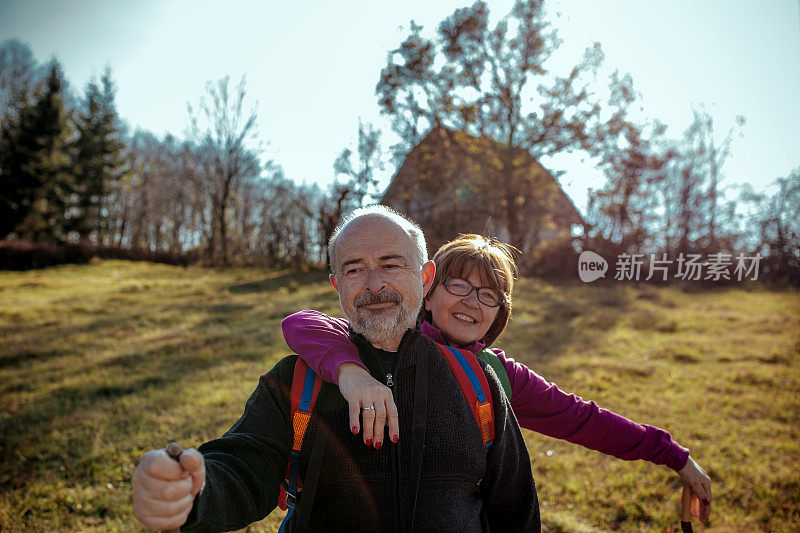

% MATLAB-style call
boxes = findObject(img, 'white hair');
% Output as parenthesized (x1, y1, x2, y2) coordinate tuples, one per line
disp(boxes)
(328, 205, 428, 273)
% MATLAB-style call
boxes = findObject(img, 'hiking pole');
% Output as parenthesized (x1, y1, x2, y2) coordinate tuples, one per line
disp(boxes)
(162, 442, 184, 533)
(680, 484, 693, 533)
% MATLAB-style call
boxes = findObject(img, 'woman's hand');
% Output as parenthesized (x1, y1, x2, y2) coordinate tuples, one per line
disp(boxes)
(338, 363, 399, 449)
(678, 455, 712, 523)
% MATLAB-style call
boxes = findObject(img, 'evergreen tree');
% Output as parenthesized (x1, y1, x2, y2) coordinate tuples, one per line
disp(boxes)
(71, 66, 126, 242)
(0, 60, 72, 240)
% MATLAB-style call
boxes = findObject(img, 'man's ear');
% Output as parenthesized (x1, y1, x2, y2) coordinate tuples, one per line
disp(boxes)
(421, 260, 435, 297)
(329, 274, 338, 292)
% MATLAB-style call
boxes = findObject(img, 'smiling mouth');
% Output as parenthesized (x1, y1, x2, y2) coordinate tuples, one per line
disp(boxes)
(453, 312, 477, 324)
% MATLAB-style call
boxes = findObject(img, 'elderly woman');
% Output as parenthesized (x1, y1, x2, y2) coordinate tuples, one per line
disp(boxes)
(282, 234, 712, 523)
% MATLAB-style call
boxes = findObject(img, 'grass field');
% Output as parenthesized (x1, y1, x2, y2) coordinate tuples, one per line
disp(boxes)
(0, 260, 797, 532)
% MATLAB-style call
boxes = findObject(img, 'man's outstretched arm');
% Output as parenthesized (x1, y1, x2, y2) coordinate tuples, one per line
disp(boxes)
(133, 357, 296, 532)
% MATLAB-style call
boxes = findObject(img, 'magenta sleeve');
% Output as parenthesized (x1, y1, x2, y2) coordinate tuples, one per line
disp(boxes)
(492, 348, 690, 471)
(281, 310, 366, 385)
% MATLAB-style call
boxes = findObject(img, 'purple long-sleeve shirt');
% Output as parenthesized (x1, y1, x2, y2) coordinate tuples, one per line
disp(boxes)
(281, 309, 690, 471)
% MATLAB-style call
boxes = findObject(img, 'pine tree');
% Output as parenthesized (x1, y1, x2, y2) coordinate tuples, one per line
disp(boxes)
(0, 60, 72, 240)
(71, 66, 126, 243)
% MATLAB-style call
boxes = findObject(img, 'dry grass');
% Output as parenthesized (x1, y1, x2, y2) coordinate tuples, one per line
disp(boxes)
(0, 261, 797, 531)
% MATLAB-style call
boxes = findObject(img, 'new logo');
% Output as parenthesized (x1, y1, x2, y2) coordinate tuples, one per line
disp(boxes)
(578, 251, 608, 282)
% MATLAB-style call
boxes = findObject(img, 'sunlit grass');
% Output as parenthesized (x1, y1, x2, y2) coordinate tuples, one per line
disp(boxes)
(0, 262, 797, 531)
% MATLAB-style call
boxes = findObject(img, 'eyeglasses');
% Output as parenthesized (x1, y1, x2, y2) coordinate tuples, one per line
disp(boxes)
(442, 277, 504, 307)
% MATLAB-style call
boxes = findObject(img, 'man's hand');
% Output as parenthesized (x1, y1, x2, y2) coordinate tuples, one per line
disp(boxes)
(678, 455, 712, 523)
(132, 446, 205, 530)
(338, 362, 399, 449)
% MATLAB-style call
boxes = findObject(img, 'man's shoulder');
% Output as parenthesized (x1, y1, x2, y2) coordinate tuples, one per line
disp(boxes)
(272, 354, 302, 373)
(258, 354, 301, 387)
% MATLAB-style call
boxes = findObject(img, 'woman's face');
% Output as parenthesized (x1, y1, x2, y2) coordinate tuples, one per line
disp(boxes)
(424, 269, 501, 347)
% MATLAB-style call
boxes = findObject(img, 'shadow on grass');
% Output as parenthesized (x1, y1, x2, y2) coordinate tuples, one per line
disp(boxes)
(503, 280, 632, 365)
(0, 348, 70, 371)
(0, 330, 267, 491)
(0, 288, 296, 492)
(227, 268, 330, 294)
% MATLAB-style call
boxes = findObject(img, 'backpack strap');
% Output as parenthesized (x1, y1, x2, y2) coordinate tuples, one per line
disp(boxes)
(476, 348, 512, 399)
(435, 343, 495, 452)
(278, 358, 322, 533)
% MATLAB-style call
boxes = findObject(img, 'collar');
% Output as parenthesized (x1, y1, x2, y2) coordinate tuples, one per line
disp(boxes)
(420, 321, 486, 354)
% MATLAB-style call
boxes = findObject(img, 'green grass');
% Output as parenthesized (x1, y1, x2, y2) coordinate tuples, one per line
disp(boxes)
(0, 261, 797, 532)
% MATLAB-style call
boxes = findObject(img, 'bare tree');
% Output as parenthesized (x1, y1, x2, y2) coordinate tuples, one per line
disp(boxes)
(375, 1, 635, 248)
(287, 121, 384, 263)
(0, 39, 39, 126)
(251, 171, 319, 265)
(587, 119, 673, 254)
(188, 75, 261, 264)
(651, 109, 746, 255)
(740, 170, 800, 285)
(333, 120, 383, 207)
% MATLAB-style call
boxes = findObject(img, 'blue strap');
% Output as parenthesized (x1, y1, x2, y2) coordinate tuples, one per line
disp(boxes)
(279, 451, 303, 531)
(286, 452, 301, 496)
(298, 367, 316, 411)
(278, 503, 294, 533)
(443, 345, 487, 402)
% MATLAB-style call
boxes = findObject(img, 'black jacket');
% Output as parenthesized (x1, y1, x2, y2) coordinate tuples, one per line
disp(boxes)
(182, 328, 539, 532)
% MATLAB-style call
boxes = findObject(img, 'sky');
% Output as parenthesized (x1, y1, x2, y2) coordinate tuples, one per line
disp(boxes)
(1, 0, 798, 216)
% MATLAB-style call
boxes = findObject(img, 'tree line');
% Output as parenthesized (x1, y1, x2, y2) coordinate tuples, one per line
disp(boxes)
(0, 38, 379, 267)
(1, 1, 797, 284)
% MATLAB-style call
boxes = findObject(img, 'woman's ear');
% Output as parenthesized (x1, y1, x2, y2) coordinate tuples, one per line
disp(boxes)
(329, 274, 338, 291)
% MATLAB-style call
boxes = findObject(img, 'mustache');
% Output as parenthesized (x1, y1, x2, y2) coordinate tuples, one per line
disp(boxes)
(355, 291, 402, 307)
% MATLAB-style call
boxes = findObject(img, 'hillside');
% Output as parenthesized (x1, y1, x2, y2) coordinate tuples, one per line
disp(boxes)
(0, 261, 797, 531)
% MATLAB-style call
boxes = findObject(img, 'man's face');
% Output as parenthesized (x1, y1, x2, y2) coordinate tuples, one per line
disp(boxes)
(331, 216, 431, 350)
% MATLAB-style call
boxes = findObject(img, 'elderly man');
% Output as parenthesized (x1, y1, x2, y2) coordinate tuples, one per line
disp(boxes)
(132, 205, 539, 532)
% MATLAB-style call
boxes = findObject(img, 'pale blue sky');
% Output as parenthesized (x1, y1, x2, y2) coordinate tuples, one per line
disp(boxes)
(1, 0, 798, 215)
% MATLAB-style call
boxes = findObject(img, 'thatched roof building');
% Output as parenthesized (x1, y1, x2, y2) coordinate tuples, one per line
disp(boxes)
(381, 126, 584, 255)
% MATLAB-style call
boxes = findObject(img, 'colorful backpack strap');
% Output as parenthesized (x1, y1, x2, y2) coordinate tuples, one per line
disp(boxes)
(435, 343, 495, 452)
(278, 358, 322, 533)
(476, 348, 512, 399)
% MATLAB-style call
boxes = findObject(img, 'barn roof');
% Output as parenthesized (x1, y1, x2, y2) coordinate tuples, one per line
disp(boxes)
(381, 126, 584, 252)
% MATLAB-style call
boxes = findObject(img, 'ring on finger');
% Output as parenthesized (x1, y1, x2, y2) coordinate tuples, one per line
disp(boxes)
(362, 405, 375, 411)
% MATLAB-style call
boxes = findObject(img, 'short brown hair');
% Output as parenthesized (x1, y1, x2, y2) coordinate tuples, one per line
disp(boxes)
(422, 234, 519, 346)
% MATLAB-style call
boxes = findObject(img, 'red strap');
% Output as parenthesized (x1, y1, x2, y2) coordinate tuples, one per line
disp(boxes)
(280, 358, 323, 510)
(435, 343, 495, 448)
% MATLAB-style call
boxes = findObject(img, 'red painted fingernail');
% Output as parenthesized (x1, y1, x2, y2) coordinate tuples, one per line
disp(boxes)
(352, 426, 358, 434)
(365, 439, 372, 447)
(391, 434, 398, 443)
(375, 441, 382, 450)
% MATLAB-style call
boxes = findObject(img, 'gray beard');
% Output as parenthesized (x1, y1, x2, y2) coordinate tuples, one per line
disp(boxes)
(347, 290, 418, 346)
(352, 305, 409, 345)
